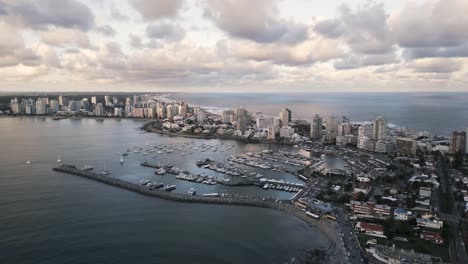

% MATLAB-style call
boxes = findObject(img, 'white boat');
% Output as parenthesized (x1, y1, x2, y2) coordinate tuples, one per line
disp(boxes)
(100, 162, 110, 175)
(188, 188, 196, 196)
(81, 165, 94, 171)
(26, 160, 31, 164)
(120, 156, 124, 164)
(57, 154, 62, 163)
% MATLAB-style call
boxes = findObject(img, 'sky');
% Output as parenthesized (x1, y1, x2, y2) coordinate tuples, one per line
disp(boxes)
(0, 0, 468, 93)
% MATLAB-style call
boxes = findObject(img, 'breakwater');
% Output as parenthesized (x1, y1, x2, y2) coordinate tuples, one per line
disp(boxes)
(52, 165, 346, 263)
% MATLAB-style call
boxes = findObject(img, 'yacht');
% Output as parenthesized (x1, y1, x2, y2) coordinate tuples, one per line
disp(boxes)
(57, 154, 62, 163)
(26, 160, 31, 164)
(164, 185, 176, 192)
(120, 156, 124, 164)
(81, 165, 94, 171)
(188, 188, 196, 196)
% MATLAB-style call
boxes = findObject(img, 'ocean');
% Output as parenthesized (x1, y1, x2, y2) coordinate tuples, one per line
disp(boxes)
(168, 92, 468, 136)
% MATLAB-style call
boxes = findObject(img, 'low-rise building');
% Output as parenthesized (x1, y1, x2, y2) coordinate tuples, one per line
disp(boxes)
(356, 221, 386, 238)
(394, 208, 411, 221)
(420, 231, 444, 245)
(416, 217, 443, 229)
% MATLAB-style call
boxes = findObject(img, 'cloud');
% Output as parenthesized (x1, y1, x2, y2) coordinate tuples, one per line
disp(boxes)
(146, 22, 185, 42)
(2, 0, 94, 31)
(403, 43, 468, 59)
(225, 36, 344, 66)
(96, 24, 116, 37)
(0, 22, 41, 67)
(315, 2, 393, 54)
(390, 0, 468, 48)
(130, 0, 183, 21)
(334, 53, 398, 70)
(407, 58, 462, 73)
(40, 28, 92, 49)
(204, 0, 308, 44)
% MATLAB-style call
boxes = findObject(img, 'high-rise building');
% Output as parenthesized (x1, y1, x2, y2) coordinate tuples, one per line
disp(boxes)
(179, 103, 188, 118)
(91, 96, 97, 105)
(112, 96, 118, 105)
(310, 114, 323, 139)
(451, 131, 466, 154)
(24, 99, 36, 114)
(466, 128, 468, 154)
(58, 95, 68, 106)
(338, 122, 352, 136)
(95, 103, 104, 116)
(166, 104, 173, 120)
(395, 137, 417, 156)
(279, 108, 292, 127)
(324, 115, 339, 144)
(104, 95, 111, 106)
(114, 107, 123, 117)
(10, 97, 21, 114)
(222, 110, 235, 124)
(81, 98, 90, 111)
(373, 116, 388, 140)
(35, 98, 47, 115)
(49, 100, 60, 113)
(235, 107, 248, 122)
(67, 100, 80, 112)
(268, 125, 276, 140)
(157, 104, 166, 119)
(358, 124, 374, 151)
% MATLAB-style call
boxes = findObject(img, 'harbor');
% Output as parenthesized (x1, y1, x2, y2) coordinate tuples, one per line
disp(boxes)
(52, 163, 344, 263)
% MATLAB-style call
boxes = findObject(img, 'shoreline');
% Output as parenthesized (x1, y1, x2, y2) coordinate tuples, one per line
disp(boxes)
(141, 121, 298, 146)
(53, 165, 345, 263)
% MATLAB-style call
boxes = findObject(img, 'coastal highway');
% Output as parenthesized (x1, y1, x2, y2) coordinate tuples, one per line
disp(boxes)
(437, 155, 468, 264)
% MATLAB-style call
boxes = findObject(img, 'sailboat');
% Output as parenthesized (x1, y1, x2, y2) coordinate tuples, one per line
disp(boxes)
(100, 162, 111, 175)
(57, 154, 62, 163)
(120, 156, 124, 164)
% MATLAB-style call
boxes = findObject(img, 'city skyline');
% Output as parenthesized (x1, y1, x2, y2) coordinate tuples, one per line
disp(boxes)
(1, 0, 468, 93)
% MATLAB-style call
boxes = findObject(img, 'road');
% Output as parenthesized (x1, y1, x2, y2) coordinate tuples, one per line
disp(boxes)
(437, 155, 468, 264)
(335, 207, 365, 263)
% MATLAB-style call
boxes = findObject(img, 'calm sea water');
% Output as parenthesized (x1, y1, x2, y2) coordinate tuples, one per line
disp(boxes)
(0, 117, 331, 264)
(168, 92, 468, 136)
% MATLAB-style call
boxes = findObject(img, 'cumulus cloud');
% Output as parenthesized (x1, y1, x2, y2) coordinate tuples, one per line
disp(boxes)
(95, 24, 116, 37)
(1, 0, 94, 31)
(315, 2, 393, 54)
(130, 0, 183, 21)
(204, 0, 308, 44)
(224, 36, 344, 66)
(390, 0, 468, 48)
(407, 58, 462, 73)
(40, 28, 92, 49)
(0, 22, 41, 67)
(334, 53, 398, 70)
(146, 22, 185, 42)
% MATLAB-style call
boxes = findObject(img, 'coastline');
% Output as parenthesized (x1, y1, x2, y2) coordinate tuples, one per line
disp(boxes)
(141, 121, 298, 146)
(53, 165, 345, 263)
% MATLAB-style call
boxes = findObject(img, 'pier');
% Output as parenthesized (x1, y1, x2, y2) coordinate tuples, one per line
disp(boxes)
(52, 164, 346, 263)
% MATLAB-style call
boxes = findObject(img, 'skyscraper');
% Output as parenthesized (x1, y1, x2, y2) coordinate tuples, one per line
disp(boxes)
(104, 95, 111, 106)
(91, 96, 97, 105)
(58, 95, 68, 106)
(324, 115, 339, 144)
(95, 103, 104, 116)
(451, 131, 466, 154)
(279, 108, 292, 127)
(373, 116, 388, 140)
(49, 100, 60, 113)
(310, 114, 323, 139)
(35, 98, 47, 115)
